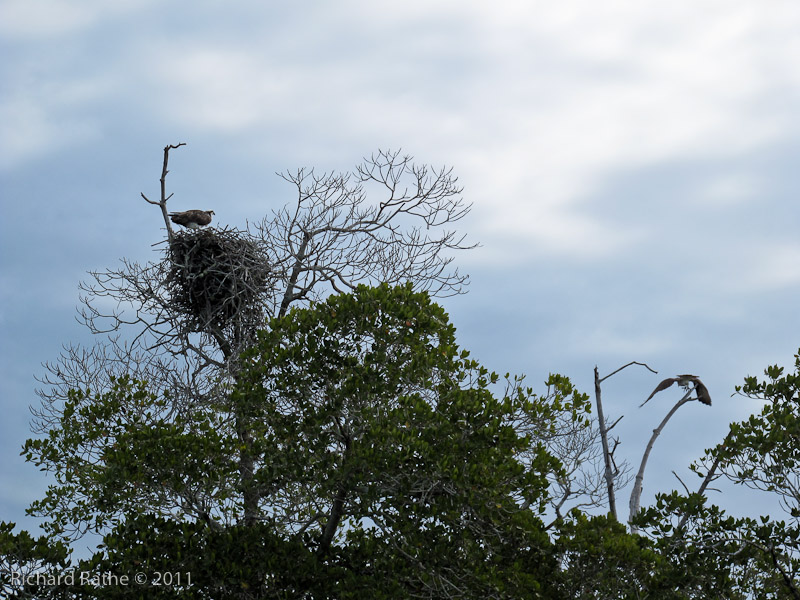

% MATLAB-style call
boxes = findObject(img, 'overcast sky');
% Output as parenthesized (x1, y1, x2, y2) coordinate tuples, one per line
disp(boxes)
(2, 1, 799, 542)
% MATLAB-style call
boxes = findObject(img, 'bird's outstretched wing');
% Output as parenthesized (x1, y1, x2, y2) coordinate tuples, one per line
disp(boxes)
(640, 377, 678, 407)
(640, 375, 712, 407)
(692, 378, 712, 406)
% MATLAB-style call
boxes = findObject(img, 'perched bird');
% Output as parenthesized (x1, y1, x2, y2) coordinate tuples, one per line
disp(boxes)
(640, 374, 712, 407)
(169, 209, 215, 229)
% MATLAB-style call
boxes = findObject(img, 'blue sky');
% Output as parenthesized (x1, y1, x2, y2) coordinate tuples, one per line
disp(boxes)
(2, 1, 799, 541)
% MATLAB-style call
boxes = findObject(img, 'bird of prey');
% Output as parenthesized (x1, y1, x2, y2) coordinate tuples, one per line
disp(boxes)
(640, 374, 712, 407)
(169, 209, 215, 229)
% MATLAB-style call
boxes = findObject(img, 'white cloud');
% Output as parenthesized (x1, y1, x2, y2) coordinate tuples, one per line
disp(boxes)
(0, 0, 153, 38)
(725, 241, 800, 293)
(151, 48, 291, 132)
(0, 78, 109, 169)
(0, 1, 96, 37)
(3, 1, 799, 262)
(261, 2, 799, 261)
(697, 174, 760, 208)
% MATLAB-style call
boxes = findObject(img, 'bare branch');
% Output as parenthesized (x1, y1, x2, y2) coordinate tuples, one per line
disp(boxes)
(674, 432, 733, 534)
(672, 470, 691, 496)
(260, 149, 475, 315)
(140, 142, 186, 243)
(606, 415, 624, 432)
(594, 366, 618, 520)
(593, 361, 658, 521)
(629, 390, 693, 532)
(598, 360, 658, 385)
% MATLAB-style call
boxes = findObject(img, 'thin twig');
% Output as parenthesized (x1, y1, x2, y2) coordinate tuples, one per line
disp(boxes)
(598, 361, 657, 384)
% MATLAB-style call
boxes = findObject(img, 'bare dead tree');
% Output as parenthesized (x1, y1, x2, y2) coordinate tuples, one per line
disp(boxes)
(257, 150, 473, 318)
(32, 146, 475, 536)
(629, 371, 715, 533)
(36, 147, 472, 395)
(592, 362, 655, 521)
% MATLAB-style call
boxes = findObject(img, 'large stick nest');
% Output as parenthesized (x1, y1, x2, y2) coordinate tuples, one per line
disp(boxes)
(166, 227, 272, 329)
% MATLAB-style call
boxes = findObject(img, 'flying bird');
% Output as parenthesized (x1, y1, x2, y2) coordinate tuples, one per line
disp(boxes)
(640, 374, 712, 408)
(169, 209, 215, 229)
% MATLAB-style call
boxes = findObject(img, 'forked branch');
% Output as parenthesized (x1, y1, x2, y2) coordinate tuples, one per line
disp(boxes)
(141, 142, 186, 243)
(594, 361, 656, 520)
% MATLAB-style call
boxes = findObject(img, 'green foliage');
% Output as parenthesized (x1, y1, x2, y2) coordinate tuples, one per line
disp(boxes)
(718, 350, 800, 514)
(23, 377, 235, 541)
(635, 493, 758, 598)
(17, 286, 799, 598)
(229, 282, 564, 597)
(555, 511, 666, 599)
(635, 491, 800, 599)
(19, 284, 595, 598)
(631, 349, 800, 599)
(0, 521, 70, 599)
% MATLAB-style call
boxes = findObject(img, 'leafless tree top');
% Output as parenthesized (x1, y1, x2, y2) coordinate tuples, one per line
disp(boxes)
(260, 149, 474, 317)
(34, 148, 475, 429)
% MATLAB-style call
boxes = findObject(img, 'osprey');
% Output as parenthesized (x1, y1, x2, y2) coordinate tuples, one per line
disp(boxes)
(169, 209, 215, 229)
(640, 374, 712, 407)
